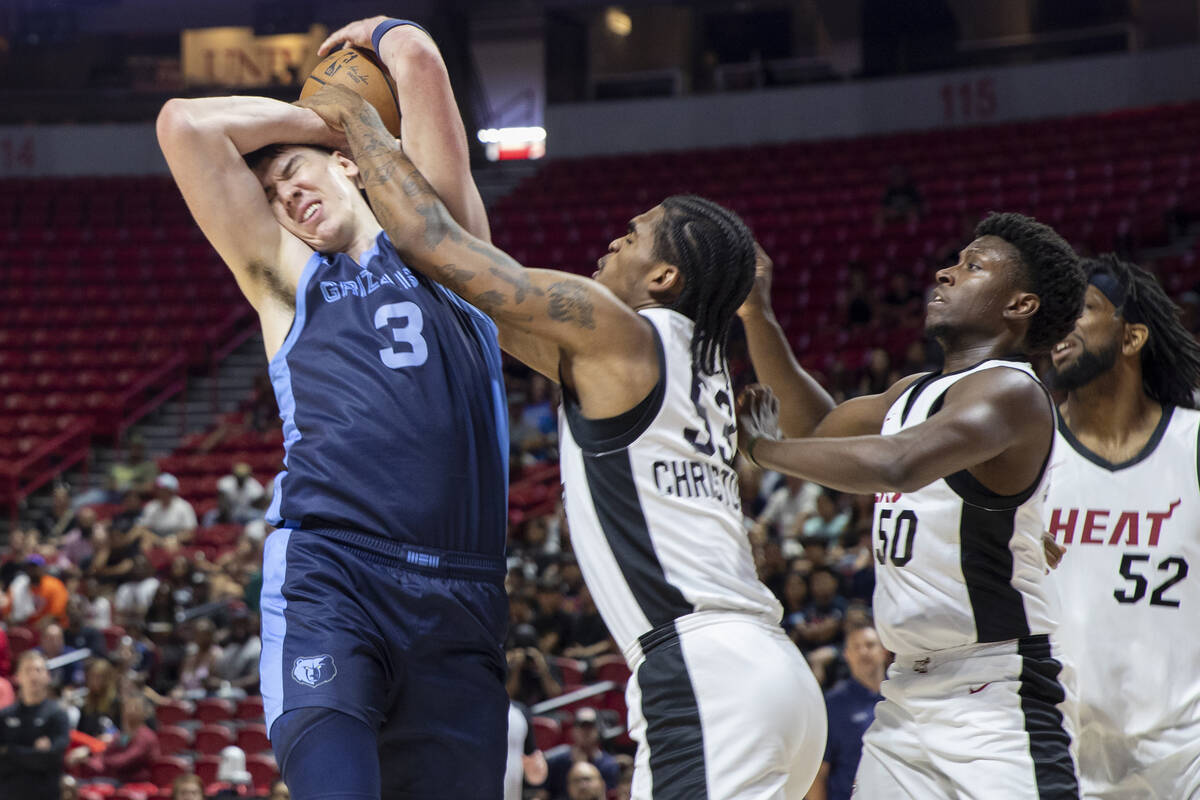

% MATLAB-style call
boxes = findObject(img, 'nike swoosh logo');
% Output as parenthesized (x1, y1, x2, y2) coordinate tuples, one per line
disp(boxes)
(968, 683, 992, 695)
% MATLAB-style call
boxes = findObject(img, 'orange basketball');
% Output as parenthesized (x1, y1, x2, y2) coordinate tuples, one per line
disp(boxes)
(300, 46, 402, 137)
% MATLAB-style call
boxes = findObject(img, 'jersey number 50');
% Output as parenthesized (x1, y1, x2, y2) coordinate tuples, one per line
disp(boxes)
(375, 302, 429, 369)
(876, 509, 918, 566)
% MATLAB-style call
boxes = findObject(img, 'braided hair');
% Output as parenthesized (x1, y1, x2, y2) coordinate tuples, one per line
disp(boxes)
(975, 212, 1085, 353)
(652, 195, 756, 374)
(1087, 254, 1200, 409)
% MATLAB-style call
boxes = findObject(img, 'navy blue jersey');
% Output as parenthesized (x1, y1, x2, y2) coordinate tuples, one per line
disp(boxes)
(266, 232, 509, 556)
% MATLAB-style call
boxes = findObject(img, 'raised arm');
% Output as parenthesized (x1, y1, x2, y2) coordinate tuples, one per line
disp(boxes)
(737, 245, 835, 436)
(155, 96, 340, 309)
(318, 16, 489, 242)
(297, 87, 657, 418)
(737, 245, 922, 438)
(739, 368, 1052, 495)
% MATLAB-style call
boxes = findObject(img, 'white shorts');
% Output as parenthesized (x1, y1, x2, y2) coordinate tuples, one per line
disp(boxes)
(854, 634, 1080, 800)
(1075, 718, 1200, 799)
(624, 613, 825, 800)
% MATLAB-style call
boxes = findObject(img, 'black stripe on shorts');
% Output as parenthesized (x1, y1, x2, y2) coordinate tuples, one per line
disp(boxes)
(1018, 635, 1079, 799)
(636, 622, 709, 800)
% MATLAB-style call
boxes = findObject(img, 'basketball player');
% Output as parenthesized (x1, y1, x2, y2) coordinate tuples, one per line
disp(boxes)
(299, 85, 826, 798)
(157, 17, 510, 799)
(736, 213, 1087, 798)
(1045, 254, 1200, 799)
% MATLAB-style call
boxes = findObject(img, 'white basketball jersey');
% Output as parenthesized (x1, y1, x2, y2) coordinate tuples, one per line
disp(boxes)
(558, 308, 782, 661)
(1045, 405, 1200, 788)
(872, 360, 1059, 655)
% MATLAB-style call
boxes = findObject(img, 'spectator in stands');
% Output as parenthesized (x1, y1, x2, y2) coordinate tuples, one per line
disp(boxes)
(0, 651, 71, 800)
(544, 707, 619, 800)
(77, 578, 112, 630)
(136, 474, 197, 545)
(113, 556, 160, 625)
(108, 491, 145, 536)
(37, 484, 79, 540)
(89, 522, 146, 586)
(532, 576, 572, 655)
(802, 491, 851, 542)
(108, 435, 159, 500)
(62, 599, 106, 661)
(268, 779, 290, 800)
(781, 567, 810, 646)
(1, 528, 38, 590)
(171, 774, 205, 800)
(506, 624, 562, 708)
(61, 774, 78, 800)
(565, 761, 606, 800)
(75, 659, 121, 740)
(214, 462, 265, 525)
(879, 272, 925, 325)
(809, 620, 887, 800)
(796, 568, 849, 687)
(844, 265, 874, 329)
(174, 618, 222, 698)
(0, 673, 12, 708)
(876, 165, 923, 224)
(0, 628, 9, 677)
(856, 348, 892, 396)
(69, 691, 159, 783)
(26, 557, 69, 628)
(214, 609, 261, 697)
(54, 509, 99, 570)
(562, 587, 616, 661)
(758, 474, 822, 539)
(37, 625, 78, 689)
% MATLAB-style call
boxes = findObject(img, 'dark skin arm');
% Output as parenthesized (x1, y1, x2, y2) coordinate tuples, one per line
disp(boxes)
(738, 368, 1053, 496)
(297, 86, 658, 418)
(736, 244, 836, 437)
(737, 243, 927, 438)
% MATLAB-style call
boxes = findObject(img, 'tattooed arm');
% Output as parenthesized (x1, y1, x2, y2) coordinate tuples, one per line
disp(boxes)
(298, 86, 659, 417)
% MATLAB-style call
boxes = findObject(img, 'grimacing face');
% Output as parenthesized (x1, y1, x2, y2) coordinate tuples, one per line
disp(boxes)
(593, 205, 666, 305)
(257, 145, 366, 253)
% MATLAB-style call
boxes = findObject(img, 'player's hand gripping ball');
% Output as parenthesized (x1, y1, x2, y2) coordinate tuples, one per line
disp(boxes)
(299, 46, 401, 137)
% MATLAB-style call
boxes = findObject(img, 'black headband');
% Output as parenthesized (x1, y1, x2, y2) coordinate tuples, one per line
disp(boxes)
(1090, 271, 1142, 323)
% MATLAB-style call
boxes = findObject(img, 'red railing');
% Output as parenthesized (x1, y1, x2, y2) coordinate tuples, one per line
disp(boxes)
(0, 418, 94, 522)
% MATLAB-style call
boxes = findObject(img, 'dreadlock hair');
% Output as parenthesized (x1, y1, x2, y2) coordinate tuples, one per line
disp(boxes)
(975, 211, 1085, 354)
(652, 195, 756, 374)
(1086, 254, 1200, 409)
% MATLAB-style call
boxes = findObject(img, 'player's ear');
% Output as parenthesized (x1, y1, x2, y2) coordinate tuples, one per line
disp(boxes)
(332, 151, 363, 189)
(1004, 290, 1040, 323)
(1123, 322, 1149, 356)
(646, 261, 684, 303)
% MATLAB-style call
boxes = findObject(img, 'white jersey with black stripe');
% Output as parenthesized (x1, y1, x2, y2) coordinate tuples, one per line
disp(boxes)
(1045, 405, 1200, 796)
(558, 308, 782, 660)
(872, 359, 1059, 656)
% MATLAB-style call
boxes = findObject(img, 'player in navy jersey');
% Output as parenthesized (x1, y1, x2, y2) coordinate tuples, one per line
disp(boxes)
(157, 16, 509, 800)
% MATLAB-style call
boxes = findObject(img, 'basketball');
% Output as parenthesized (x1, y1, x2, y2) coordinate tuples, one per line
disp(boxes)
(300, 46, 402, 137)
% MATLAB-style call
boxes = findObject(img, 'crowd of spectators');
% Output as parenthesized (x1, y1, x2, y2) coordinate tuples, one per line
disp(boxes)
(0, 324, 916, 800)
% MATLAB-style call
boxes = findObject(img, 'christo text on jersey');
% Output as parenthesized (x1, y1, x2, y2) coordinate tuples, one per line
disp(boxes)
(652, 459, 741, 512)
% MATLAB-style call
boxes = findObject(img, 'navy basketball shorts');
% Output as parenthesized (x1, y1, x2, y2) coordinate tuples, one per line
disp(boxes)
(260, 526, 509, 798)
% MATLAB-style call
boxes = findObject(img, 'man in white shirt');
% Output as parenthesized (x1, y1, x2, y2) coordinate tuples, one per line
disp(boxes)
(137, 474, 197, 543)
(215, 463, 265, 523)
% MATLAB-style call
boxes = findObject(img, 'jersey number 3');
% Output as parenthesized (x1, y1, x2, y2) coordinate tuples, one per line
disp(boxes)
(375, 302, 428, 369)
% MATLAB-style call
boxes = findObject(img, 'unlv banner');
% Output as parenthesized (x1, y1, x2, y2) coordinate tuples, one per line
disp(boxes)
(181, 25, 327, 88)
